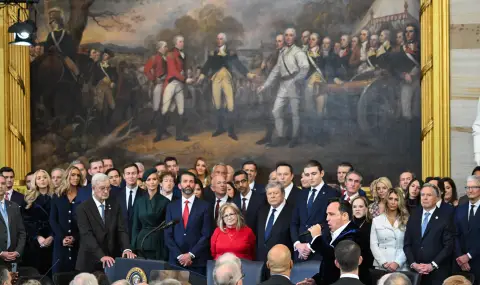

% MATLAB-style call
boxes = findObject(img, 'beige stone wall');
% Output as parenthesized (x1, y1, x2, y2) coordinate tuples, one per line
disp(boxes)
(450, 0, 480, 193)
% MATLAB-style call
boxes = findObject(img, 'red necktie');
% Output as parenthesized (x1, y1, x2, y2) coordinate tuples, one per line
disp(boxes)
(346, 195, 350, 202)
(183, 201, 189, 228)
(215, 199, 221, 221)
(5, 192, 9, 201)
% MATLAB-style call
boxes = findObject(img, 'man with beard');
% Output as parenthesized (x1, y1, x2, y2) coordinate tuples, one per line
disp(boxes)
(301, 30, 311, 52)
(165, 172, 212, 275)
(257, 28, 309, 148)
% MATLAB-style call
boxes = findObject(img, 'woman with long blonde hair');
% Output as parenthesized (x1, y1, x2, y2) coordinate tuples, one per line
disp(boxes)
(194, 157, 210, 187)
(50, 165, 83, 274)
(369, 177, 393, 218)
(22, 169, 55, 274)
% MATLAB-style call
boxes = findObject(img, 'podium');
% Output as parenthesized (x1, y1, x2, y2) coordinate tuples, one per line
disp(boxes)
(104, 258, 207, 285)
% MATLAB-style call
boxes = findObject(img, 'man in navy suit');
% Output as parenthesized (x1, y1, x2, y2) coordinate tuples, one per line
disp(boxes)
(291, 160, 340, 262)
(404, 183, 455, 285)
(232, 170, 266, 231)
(0, 167, 25, 208)
(164, 171, 212, 275)
(242, 161, 265, 194)
(455, 175, 480, 283)
(276, 163, 300, 206)
(341, 171, 367, 203)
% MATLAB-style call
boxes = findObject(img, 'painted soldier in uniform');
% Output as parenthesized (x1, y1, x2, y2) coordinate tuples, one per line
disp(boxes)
(157, 35, 194, 142)
(197, 33, 256, 140)
(301, 30, 311, 52)
(337, 35, 351, 80)
(358, 29, 371, 74)
(257, 28, 309, 148)
(92, 49, 117, 130)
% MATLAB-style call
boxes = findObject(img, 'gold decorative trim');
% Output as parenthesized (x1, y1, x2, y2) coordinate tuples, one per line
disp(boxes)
(421, 56, 433, 81)
(421, 119, 434, 140)
(451, 96, 479, 100)
(420, 0, 432, 17)
(9, 123, 26, 148)
(451, 127, 472, 133)
(8, 64, 25, 96)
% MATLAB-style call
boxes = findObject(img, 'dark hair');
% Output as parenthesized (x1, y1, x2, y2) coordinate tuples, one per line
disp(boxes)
(338, 162, 354, 171)
(334, 240, 361, 272)
(105, 168, 120, 176)
(406, 178, 424, 200)
(194, 177, 204, 189)
(0, 167, 14, 176)
(233, 170, 248, 180)
(101, 156, 112, 161)
(159, 171, 175, 182)
(441, 177, 458, 203)
(164, 157, 178, 164)
(346, 170, 363, 183)
(328, 198, 352, 220)
(155, 161, 165, 167)
(242, 161, 257, 170)
(305, 160, 324, 172)
(123, 163, 139, 173)
(179, 171, 195, 181)
(88, 157, 103, 168)
(472, 166, 480, 175)
(227, 182, 238, 197)
(425, 177, 441, 183)
(276, 162, 293, 174)
(25, 171, 35, 177)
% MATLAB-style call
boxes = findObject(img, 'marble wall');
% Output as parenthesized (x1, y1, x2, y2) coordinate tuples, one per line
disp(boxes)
(450, 0, 480, 193)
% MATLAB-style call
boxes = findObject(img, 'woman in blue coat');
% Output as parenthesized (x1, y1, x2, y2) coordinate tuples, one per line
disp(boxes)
(49, 166, 82, 273)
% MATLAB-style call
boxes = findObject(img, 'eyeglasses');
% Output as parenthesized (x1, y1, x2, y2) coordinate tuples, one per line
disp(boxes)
(223, 213, 236, 219)
(465, 186, 480, 190)
(234, 179, 248, 186)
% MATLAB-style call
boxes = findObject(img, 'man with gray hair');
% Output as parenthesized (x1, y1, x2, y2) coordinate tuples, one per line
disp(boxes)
(258, 28, 309, 148)
(256, 181, 293, 261)
(384, 273, 412, 285)
(301, 30, 311, 51)
(213, 260, 243, 285)
(75, 173, 136, 272)
(70, 273, 98, 285)
(0, 266, 11, 285)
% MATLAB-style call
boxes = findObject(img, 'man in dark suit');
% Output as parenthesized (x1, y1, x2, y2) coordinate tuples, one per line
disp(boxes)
(454, 175, 480, 283)
(0, 167, 24, 208)
(232, 170, 266, 230)
(255, 181, 293, 261)
(0, 174, 25, 267)
(203, 163, 228, 203)
(209, 174, 234, 226)
(77, 158, 107, 202)
(404, 183, 455, 285)
(76, 173, 136, 272)
(242, 161, 265, 194)
(341, 171, 367, 203)
(459, 167, 480, 205)
(291, 160, 340, 262)
(276, 163, 300, 206)
(298, 199, 359, 285)
(164, 171, 212, 275)
(259, 244, 294, 285)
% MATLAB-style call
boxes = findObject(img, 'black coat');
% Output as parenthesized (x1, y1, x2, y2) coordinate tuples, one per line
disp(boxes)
(331, 277, 364, 285)
(233, 191, 267, 230)
(352, 217, 373, 285)
(259, 275, 293, 285)
(0, 200, 26, 266)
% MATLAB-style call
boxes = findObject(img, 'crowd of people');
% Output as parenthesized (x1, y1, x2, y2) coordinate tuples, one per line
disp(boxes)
(0, 155, 477, 285)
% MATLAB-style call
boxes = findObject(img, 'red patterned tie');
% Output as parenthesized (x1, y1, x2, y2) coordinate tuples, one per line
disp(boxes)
(5, 192, 9, 201)
(183, 201, 189, 228)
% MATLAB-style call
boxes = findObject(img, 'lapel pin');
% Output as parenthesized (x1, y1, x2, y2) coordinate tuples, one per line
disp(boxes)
(435, 216, 438, 219)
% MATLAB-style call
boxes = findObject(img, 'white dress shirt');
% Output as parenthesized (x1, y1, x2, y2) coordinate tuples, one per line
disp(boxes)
(436, 200, 442, 208)
(330, 222, 350, 245)
(284, 183, 294, 200)
(92, 196, 106, 218)
(214, 194, 229, 209)
(265, 200, 286, 229)
(307, 181, 324, 205)
(240, 189, 253, 210)
(181, 195, 195, 214)
(249, 181, 255, 191)
(162, 192, 173, 201)
(344, 192, 359, 202)
(469, 199, 480, 218)
(125, 185, 138, 207)
(340, 273, 359, 279)
(422, 207, 436, 225)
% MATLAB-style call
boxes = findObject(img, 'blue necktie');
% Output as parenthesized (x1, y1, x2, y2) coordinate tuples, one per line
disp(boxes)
(100, 204, 105, 223)
(1, 203, 10, 248)
(421, 212, 430, 237)
(307, 189, 317, 215)
(264, 208, 276, 241)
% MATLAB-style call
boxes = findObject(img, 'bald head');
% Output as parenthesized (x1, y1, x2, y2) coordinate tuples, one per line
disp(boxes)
(266, 244, 293, 275)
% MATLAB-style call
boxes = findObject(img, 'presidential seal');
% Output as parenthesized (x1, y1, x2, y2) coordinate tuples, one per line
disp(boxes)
(126, 267, 147, 285)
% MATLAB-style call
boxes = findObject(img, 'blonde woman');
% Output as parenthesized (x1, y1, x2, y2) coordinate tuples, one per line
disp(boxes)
(369, 177, 393, 218)
(194, 157, 210, 187)
(50, 166, 83, 273)
(22, 169, 54, 274)
(370, 188, 410, 271)
(210, 203, 255, 260)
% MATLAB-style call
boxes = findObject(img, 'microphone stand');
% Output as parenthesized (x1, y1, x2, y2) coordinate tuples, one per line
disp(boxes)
(138, 220, 166, 259)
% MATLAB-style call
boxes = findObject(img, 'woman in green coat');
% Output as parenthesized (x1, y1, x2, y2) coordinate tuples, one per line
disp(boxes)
(131, 168, 170, 260)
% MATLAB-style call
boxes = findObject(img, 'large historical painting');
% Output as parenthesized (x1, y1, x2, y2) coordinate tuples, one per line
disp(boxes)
(30, 0, 421, 182)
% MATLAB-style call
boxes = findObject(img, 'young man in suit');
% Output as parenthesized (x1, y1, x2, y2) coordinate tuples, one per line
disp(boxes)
(242, 161, 265, 194)
(75, 173, 136, 272)
(291, 160, 340, 262)
(404, 183, 455, 285)
(298, 199, 359, 285)
(259, 244, 294, 285)
(164, 171, 212, 275)
(0, 167, 24, 208)
(0, 174, 25, 267)
(232, 170, 266, 230)
(276, 163, 300, 206)
(455, 175, 480, 283)
(255, 182, 293, 261)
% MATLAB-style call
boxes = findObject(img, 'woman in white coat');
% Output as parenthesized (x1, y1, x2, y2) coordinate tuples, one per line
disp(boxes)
(370, 187, 410, 271)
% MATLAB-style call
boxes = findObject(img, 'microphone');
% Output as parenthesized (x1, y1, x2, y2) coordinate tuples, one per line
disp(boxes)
(40, 258, 60, 280)
(299, 230, 311, 237)
(139, 219, 180, 259)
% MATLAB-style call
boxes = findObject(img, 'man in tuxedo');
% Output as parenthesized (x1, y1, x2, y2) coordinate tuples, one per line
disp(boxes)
(276, 163, 300, 206)
(242, 161, 265, 194)
(0, 175, 25, 267)
(232, 170, 266, 230)
(0, 167, 24, 207)
(255, 182, 293, 261)
(341, 171, 367, 203)
(404, 183, 455, 285)
(164, 172, 212, 275)
(75, 173, 136, 272)
(259, 244, 294, 285)
(291, 160, 340, 262)
(298, 199, 359, 285)
(454, 175, 480, 283)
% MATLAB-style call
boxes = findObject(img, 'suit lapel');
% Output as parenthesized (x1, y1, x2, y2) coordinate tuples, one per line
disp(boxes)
(307, 185, 327, 220)
(120, 188, 128, 216)
(267, 206, 287, 242)
(88, 199, 105, 228)
(422, 208, 439, 239)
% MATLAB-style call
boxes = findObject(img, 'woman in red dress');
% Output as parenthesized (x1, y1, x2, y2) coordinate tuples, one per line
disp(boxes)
(210, 203, 256, 260)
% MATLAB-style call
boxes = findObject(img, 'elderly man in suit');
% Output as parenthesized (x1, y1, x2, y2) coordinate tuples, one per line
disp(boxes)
(404, 183, 455, 285)
(291, 160, 340, 262)
(0, 175, 25, 267)
(232, 170, 266, 230)
(164, 172, 212, 275)
(341, 171, 367, 203)
(76, 173, 135, 272)
(455, 175, 480, 283)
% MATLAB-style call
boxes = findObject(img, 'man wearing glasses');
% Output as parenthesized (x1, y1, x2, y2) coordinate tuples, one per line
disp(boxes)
(232, 170, 266, 231)
(454, 175, 480, 282)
